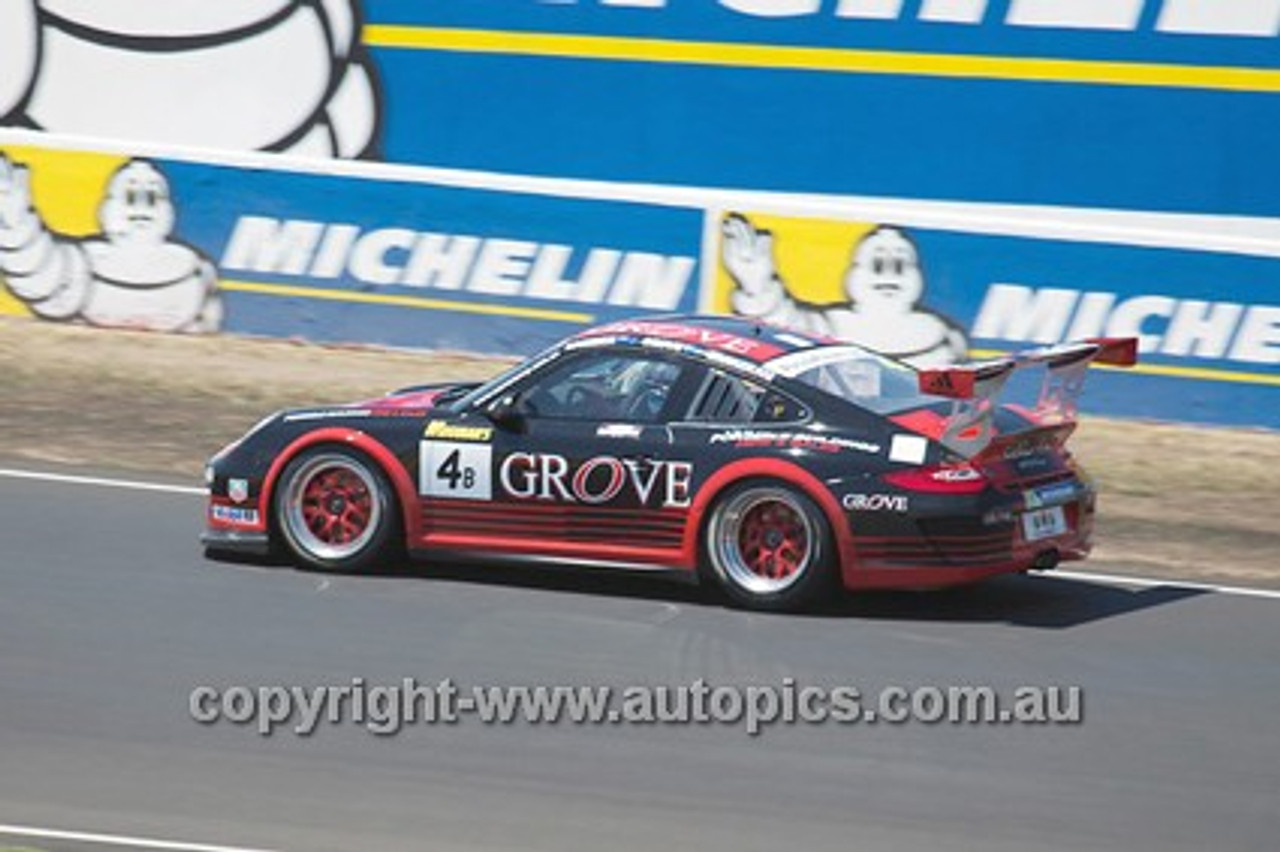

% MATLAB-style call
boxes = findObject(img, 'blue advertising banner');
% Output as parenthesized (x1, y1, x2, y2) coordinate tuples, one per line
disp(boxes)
(365, 0, 1280, 65)
(358, 0, 1280, 217)
(0, 143, 703, 355)
(1, 137, 1275, 428)
(186, 166, 705, 353)
(2, 2, 1277, 218)
(702, 209, 1280, 428)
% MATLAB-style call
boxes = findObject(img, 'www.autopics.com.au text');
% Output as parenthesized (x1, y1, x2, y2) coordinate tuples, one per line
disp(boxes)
(190, 678, 1084, 737)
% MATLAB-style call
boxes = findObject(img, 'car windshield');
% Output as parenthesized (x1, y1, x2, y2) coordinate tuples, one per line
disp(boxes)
(768, 345, 934, 414)
(447, 344, 561, 413)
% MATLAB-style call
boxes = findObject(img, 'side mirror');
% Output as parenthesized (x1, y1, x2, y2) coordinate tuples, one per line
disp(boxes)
(485, 392, 526, 431)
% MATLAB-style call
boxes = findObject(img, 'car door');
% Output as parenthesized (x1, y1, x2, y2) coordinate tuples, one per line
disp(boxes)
(418, 348, 699, 565)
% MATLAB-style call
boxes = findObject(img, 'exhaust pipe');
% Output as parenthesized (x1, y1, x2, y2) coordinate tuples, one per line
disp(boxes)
(1031, 549, 1060, 571)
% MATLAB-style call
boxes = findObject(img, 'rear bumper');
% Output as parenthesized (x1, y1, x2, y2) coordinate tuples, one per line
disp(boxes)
(840, 487, 1095, 591)
(843, 542, 1087, 591)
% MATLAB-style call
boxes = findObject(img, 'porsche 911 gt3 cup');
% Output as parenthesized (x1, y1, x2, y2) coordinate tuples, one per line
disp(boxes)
(203, 315, 1137, 611)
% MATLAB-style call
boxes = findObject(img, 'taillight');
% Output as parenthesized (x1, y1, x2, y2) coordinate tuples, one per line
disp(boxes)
(884, 465, 988, 494)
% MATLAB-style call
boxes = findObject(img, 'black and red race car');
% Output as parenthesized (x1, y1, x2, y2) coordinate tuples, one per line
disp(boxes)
(202, 315, 1137, 611)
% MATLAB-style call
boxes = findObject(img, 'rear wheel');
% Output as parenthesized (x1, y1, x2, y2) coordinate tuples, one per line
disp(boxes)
(275, 447, 399, 573)
(703, 481, 835, 612)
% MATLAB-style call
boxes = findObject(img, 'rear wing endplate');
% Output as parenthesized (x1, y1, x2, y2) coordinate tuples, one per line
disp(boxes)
(916, 338, 1138, 456)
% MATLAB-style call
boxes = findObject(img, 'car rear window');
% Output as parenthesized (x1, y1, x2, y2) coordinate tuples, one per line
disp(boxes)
(770, 346, 933, 414)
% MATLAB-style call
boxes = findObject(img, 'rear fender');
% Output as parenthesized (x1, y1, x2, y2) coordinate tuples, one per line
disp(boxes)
(687, 458, 856, 579)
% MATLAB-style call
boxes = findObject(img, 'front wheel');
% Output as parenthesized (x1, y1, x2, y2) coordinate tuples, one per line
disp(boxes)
(275, 447, 400, 573)
(703, 481, 836, 612)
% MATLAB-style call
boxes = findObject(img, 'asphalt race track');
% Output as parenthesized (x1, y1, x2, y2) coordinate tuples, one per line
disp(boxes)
(1, 471, 1277, 852)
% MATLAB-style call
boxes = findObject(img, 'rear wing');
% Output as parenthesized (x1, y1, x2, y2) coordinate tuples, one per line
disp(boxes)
(916, 338, 1138, 457)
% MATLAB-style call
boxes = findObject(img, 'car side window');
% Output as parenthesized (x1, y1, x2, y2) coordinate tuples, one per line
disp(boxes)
(685, 370, 810, 424)
(687, 370, 765, 423)
(520, 352, 684, 423)
(755, 390, 808, 423)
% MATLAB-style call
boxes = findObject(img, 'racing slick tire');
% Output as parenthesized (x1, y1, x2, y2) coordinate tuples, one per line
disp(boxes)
(274, 446, 401, 573)
(703, 480, 836, 612)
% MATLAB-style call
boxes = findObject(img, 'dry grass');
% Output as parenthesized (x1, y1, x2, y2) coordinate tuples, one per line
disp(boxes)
(0, 318, 512, 474)
(2, 317, 1276, 586)
(1069, 419, 1280, 584)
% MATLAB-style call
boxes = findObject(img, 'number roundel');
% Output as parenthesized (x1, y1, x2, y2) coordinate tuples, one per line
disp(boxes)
(437, 448, 478, 491)
(420, 434, 493, 501)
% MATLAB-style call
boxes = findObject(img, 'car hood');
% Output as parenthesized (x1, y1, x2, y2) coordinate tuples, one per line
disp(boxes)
(356, 381, 481, 413)
(357, 388, 450, 411)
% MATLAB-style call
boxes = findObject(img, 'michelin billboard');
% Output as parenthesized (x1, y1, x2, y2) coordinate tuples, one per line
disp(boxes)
(0, 142, 702, 352)
(1, 138, 1275, 428)
(3, 1, 1278, 218)
(702, 209, 1279, 428)
(0, 3, 1277, 428)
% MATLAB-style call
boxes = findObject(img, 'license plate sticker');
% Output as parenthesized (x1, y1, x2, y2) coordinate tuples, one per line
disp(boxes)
(1022, 506, 1068, 541)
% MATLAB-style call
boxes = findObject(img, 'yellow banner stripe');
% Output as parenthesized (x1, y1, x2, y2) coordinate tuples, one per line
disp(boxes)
(968, 348, 1280, 388)
(220, 280, 596, 325)
(364, 25, 1280, 94)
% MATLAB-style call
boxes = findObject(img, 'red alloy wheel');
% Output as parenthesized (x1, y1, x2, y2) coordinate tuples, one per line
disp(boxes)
(300, 466, 373, 545)
(709, 484, 819, 597)
(280, 452, 385, 564)
(737, 500, 810, 580)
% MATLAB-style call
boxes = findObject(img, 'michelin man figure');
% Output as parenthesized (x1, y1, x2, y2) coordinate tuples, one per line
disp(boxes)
(0, 1, 38, 124)
(0, 0, 379, 159)
(722, 213, 968, 367)
(0, 155, 221, 332)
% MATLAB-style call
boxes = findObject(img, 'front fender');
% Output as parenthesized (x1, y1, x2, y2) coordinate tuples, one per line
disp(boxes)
(257, 427, 421, 542)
